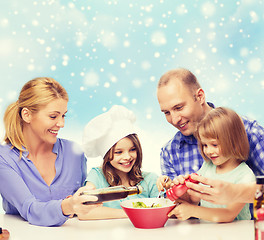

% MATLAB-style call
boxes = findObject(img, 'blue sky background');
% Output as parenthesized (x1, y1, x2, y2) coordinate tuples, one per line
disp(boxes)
(0, 0, 264, 175)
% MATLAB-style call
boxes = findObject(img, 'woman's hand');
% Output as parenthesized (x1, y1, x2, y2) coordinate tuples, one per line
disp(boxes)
(61, 185, 101, 216)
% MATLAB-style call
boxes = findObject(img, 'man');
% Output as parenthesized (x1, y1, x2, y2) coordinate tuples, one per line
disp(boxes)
(157, 68, 264, 203)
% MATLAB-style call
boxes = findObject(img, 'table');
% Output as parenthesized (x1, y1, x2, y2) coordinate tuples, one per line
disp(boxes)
(0, 214, 254, 240)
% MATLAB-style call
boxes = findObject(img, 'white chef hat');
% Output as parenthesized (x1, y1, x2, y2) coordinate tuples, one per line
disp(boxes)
(82, 105, 136, 158)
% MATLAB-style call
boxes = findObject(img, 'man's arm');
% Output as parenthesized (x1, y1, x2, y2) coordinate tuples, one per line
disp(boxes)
(185, 174, 257, 204)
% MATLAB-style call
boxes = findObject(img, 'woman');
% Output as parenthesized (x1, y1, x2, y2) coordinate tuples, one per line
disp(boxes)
(0, 77, 98, 226)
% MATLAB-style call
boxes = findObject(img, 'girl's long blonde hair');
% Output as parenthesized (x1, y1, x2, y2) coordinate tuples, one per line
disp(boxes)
(102, 134, 144, 186)
(4, 77, 68, 155)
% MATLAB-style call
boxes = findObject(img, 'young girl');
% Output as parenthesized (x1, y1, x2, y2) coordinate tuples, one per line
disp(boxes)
(79, 105, 160, 220)
(164, 107, 255, 222)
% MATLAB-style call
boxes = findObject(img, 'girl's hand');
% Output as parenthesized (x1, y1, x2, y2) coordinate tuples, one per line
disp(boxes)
(172, 174, 190, 186)
(156, 175, 172, 191)
(168, 200, 193, 220)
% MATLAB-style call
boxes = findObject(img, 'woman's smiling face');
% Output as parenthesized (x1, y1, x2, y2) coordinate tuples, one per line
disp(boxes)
(24, 98, 68, 145)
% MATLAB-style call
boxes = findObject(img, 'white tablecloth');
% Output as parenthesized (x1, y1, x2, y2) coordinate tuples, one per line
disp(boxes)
(0, 214, 254, 240)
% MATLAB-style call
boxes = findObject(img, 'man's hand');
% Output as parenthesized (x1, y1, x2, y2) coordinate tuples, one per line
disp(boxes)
(185, 174, 256, 204)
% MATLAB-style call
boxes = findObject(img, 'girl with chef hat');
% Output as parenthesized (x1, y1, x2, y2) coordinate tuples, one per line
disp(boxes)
(79, 105, 160, 220)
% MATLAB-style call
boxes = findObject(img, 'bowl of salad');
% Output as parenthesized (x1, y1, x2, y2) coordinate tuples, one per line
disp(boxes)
(121, 198, 176, 229)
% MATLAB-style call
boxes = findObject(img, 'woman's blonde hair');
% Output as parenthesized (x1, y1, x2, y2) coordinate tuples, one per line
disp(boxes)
(196, 107, 249, 162)
(102, 134, 144, 186)
(3, 77, 68, 154)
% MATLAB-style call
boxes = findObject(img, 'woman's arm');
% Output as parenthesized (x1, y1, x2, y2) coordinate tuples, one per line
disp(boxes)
(185, 175, 257, 204)
(168, 200, 246, 223)
(77, 206, 127, 220)
(0, 157, 98, 226)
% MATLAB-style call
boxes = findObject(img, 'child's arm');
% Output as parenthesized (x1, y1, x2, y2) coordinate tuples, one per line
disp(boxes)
(77, 206, 128, 220)
(168, 200, 246, 223)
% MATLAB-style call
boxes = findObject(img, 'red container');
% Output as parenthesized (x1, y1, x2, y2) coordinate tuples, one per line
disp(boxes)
(121, 198, 176, 229)
(255, 221, 264, 240)
(166, 173, 199, 201)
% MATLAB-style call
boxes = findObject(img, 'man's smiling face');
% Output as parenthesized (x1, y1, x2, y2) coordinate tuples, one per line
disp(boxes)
(157, 80, 206, 136)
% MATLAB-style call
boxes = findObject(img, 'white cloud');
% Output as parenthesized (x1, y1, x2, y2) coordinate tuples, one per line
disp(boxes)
(0, 38, 15, 57)
(132, 78, 142, 88)
(240, 47, 249, 57)
(261, 81, 264, 89)
(229, 58, 236, 65)
(0, 18, 9, 27)
(7, 90, 18, 101)
(84, 71, 100, 87)
(151, 31, 167, 46)
(201, 2, 216, 17)
(123, 40, 130, 47)
(247, 58, 262, 73)
(100, 31, 118, 48)
(241, 0, 258, 5)
(207, 32, 216, 41)
(249, 11, 259, 23)
(196, 49, 206, 60)
(175, 4, 188, 15)
(141, 61, 151, 70)
(144, 17, 154, 27)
